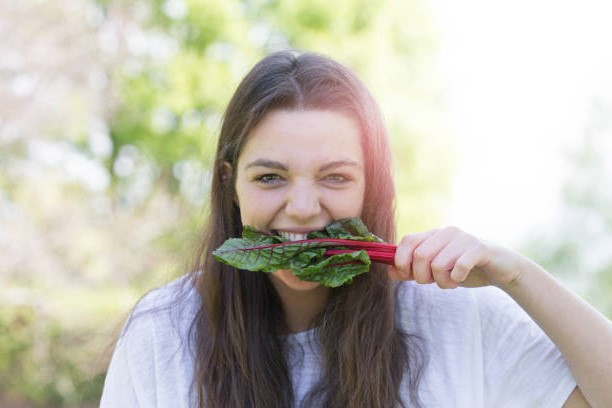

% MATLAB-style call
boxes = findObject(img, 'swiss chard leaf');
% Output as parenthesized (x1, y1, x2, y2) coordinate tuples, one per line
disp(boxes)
(306, 217, 383, 242)
(212, 217, 381, 287)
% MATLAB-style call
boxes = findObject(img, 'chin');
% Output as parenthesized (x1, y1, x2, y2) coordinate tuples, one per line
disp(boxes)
(270, 269, 322, 292)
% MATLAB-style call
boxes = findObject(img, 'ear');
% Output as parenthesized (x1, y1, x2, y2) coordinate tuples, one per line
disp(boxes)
(220, 161, 233, 183)
(220, 161, 238, 205)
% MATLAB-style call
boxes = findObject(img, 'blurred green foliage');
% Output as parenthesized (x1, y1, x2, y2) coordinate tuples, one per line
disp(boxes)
(1, 0, 448, 405)
(0, 304, 107, 407)
(0, 280, 141, 406)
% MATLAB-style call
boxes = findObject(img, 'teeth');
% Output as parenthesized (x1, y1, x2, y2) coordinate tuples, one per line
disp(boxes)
(278, 231, 308, 241)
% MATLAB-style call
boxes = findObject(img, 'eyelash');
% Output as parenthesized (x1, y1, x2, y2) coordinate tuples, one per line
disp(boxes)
(254, 174, 283, 185)
(323, 174, 350, 184)
(252, 173, 352, 186)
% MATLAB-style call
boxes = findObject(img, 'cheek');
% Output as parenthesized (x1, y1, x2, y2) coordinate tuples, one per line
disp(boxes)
(326, 183, 365, 218)
(237, 187, 283, 224)
(354, 183, 366, 214)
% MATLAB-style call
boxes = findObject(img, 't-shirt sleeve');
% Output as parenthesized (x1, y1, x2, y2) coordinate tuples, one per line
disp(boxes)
(99, 278, 199, 407)
(474, 287, 577, 408)
(99, 313, 158, 407)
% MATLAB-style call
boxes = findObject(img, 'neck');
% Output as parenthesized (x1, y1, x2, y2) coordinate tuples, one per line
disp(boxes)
(269, 278, 330, 333)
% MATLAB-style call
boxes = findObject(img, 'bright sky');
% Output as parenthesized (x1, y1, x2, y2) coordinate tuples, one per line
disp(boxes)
(426, 0, 612, 246)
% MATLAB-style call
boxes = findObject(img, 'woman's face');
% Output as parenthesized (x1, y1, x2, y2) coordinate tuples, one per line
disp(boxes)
(234, 109, 366, 292)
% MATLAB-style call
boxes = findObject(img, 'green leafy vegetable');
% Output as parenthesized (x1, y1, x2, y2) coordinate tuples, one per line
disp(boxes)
(212, 218, 395, 288)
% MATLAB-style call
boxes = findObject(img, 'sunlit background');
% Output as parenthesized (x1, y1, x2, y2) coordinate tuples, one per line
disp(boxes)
(431, 0, 612, 244)
(1, 0, 610, 406)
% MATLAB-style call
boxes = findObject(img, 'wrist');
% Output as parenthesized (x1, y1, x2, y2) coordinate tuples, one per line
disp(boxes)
(497, 255, 544, 298)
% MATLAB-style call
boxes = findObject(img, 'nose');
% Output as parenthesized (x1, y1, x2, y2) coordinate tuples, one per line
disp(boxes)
(285, 181, 321, 220)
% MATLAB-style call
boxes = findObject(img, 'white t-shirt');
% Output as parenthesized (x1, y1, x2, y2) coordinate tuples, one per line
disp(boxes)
(100, 277, 576, 407)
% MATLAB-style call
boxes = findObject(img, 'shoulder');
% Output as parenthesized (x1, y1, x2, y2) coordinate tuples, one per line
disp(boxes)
(131, 274, 200, 317)
(101, 275, 201, 407)
(394, 282, 576, 407)
(118, 274, 201, 362)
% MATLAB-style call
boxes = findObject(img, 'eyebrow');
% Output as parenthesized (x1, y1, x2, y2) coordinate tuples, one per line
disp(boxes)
(244, 159, 362, 172)
(318, 159, 362, 172)
(244, 159, 288, 171)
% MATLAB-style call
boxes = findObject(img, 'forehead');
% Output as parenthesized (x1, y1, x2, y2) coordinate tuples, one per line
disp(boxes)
(238, 109, 364, 167)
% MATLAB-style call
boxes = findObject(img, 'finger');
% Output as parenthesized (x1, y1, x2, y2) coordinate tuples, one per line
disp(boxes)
(394, 230, 437, 280)
(412, 247, 434, 284)
(430, 232, 480, 288)
(431, 252, 460, 289)
(412, 227, 461, 284)
(388, 266, 404, 281)
(450, 242, 487, 284)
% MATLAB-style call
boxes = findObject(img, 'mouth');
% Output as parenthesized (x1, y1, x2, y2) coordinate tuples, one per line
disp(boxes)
(276, 231, 309, 241)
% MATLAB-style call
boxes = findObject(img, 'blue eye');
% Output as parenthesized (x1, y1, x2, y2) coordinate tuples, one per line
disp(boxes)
(255, 174, 282, 184)
(324, 174, 349, 183)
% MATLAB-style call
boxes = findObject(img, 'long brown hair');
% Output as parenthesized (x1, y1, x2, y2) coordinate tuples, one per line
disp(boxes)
(191, 50, 423, 407)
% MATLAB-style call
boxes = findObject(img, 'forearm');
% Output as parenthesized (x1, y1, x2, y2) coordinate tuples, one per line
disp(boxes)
(501, 257, 612, 407)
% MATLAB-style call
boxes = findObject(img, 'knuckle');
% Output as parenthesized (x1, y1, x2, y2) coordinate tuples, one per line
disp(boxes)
(415, 275, 431, 284)
(432, 267, 452, 288)
(476, 241, 490, 255)
(438, 279, 458, 290)
(400, 234, 419, 247)
(431, 258, 447, 272)
(436, 279, 451, 289)
(454, 259, 469, 272)
(414, 267, 433, 284)
(413, 247, 429, 262)
(396, 260, 410, 272)
(394, 249, 412, 268)
(443, 225, 461, 235)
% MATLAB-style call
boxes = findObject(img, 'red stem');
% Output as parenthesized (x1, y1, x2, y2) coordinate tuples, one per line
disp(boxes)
(324, 245, 397, 266)
(226, 238, 398, 265)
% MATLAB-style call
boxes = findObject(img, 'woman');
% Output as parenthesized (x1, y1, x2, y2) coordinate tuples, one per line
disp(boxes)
(101, 50, 612, 407)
